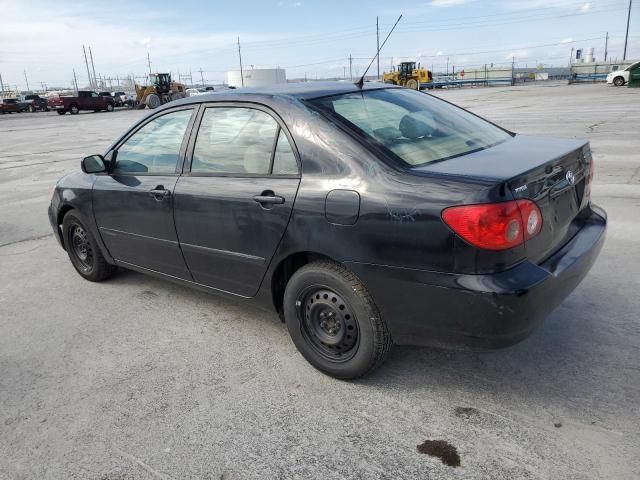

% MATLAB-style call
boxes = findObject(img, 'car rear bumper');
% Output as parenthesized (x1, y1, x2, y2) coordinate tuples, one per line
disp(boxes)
(345, 204, 606, 350)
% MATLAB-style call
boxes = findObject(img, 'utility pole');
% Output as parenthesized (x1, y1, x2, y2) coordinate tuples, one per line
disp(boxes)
(72, 69, 79, 95)
(23, 70, 29, 91)
(623, 0, 632, 60)
(147, 51, 152, 76)
(89, 46, 98, 90)
(446, 57, 449, 76)
(376, 16, 380, 80)
(349, 54, 353, 80)
(237, 36, 244, 87)
(569, 47, 574, 67)
(0, 72, 4, 94)
(199, 68, 205, 86)
(83, 45, 93, 88)
(604, 32, 609, 62)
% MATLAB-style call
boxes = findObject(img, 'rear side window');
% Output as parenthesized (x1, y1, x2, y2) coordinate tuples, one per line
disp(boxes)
(272, 130, 298, 175)
(311, 88, 511, 167)
(191, 107, 298, 175)
(112, 109, 193, 175)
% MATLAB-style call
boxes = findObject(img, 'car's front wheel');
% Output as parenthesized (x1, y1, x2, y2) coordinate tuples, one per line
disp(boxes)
(613, 76, 625, 87)
(62, 211, 116, 282)
(283, 261, 392, 379)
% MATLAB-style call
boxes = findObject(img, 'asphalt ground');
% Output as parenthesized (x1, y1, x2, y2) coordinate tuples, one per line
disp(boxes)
(1, 82, 639, 479)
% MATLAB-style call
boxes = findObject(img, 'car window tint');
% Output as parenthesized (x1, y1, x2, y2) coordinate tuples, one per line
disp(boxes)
(271, 130, 298, 175)
(312, 89, 511, 167)
(191, 107, 278, 175)
(112, 109, 192, 175)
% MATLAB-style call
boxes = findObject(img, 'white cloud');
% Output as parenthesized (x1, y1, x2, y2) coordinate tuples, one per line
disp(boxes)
(139, 37, 151, 46)
(430, 0, 475, 6)
(436, 51, 444, 56)
(507, 0, 593, 10)
(561, 37, 574, 43)
(505, 49, 530, 59)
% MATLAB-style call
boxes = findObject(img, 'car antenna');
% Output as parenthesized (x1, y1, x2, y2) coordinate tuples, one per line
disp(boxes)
(355, 14, 403, 89)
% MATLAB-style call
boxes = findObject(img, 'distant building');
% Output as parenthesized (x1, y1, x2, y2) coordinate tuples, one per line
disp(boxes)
(227, 68, 286, 88)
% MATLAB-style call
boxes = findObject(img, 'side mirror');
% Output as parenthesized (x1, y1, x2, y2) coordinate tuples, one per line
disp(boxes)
(81, 154, 106, 174)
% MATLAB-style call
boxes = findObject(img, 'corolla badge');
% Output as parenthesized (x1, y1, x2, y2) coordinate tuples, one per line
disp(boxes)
(565, 170, 575, 185)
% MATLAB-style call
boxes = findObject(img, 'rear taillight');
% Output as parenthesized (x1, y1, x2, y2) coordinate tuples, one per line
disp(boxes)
(442, 199, 542, 251)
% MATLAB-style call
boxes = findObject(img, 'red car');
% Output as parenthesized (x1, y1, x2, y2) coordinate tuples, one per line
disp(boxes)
(48, 91, 115, 115)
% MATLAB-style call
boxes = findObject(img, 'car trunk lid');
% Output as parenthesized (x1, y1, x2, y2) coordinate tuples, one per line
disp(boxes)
(415, 134, 592, 263)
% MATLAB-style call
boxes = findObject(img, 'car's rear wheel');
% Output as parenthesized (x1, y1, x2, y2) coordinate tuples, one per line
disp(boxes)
(106, 103, 114, 112)
(283, 261, 391, 379)
(613, 76, 625, 87)
(62, 211, 116, 282)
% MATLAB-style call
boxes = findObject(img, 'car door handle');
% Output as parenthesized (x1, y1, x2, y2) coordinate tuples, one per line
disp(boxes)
(253, 194, 285, 205)
(150, 186, 171, 200)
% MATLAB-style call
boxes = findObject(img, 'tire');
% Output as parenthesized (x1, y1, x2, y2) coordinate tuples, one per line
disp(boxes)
(145, 93, 161, 109)
(613, 76, 625, 87)
(62, 211, 116, 282)
(70, 104, 79, 115)
(384, 80, 396, 85)
(283, 261, 392, 379)
(106, 102, 114, 112)
(405, 78, 419, 90)
(57, 110, 66, 115)
(170, 92, 186, 102)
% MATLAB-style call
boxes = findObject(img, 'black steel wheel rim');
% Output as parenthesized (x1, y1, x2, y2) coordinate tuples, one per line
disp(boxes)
(69, 223, 94, 273)
(298, 286, 359, 362)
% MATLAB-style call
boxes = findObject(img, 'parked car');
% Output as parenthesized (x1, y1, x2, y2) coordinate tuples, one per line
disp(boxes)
(607, 61, 640, 86)
(20, 94, 49, 111)
(185, 88, 204, 97)
(15, 98, 32, 112)
(48, 83, 606, 379)
(48, 90, 115, 115)
(1, 98, 21, 114)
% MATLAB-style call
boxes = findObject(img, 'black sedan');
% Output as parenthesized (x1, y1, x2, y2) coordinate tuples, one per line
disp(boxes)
(48, 82, 606, 379)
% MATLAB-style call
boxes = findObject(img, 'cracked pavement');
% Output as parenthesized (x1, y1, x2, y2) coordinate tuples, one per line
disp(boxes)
(1, 83, 639, 479)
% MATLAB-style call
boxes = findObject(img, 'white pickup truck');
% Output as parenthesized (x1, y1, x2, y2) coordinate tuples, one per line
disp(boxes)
(607, 61, 640, 86)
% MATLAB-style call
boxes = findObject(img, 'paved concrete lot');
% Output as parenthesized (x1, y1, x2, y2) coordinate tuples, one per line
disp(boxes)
(1, 83, 639, 479)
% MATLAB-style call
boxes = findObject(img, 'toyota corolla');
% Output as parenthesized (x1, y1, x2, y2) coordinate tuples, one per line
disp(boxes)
(48, 83, 606, 379)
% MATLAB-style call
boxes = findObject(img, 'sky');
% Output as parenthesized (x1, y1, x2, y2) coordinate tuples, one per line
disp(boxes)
(0, 0, 638, 90)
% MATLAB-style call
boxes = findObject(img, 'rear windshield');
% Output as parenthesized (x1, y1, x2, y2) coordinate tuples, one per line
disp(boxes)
(310, 88, 511, 167)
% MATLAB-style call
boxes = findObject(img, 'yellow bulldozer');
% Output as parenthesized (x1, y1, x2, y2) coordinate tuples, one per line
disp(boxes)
(383, 62, 432, 90)
(135, 73, 187, 109)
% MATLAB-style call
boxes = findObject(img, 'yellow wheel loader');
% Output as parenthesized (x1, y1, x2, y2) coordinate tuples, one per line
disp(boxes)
(135, 73, 187, 109)
(382, 62, 432, 90)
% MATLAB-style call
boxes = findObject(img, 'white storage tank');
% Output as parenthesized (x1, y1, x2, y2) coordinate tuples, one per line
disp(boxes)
(227, 68, 286, 88)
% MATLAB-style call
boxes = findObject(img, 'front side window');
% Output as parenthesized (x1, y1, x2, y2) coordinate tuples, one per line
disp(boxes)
(310, 88, 511, 167)
(191, 107, 280, 174)
(112, 109, 193, 175)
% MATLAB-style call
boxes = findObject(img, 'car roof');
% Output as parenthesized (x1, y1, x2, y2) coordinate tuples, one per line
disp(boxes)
(178, 81, 398, 103)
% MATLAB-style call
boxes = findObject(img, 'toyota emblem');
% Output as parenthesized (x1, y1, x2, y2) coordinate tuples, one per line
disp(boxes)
(566, 170, 575, 185)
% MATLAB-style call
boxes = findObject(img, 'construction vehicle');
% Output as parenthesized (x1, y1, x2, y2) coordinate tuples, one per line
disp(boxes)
(383, 62, 432, 90)
(135, 73, 187, 109)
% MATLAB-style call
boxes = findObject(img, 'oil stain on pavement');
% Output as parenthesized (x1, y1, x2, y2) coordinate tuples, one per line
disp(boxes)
(416, 440, 461, 467)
